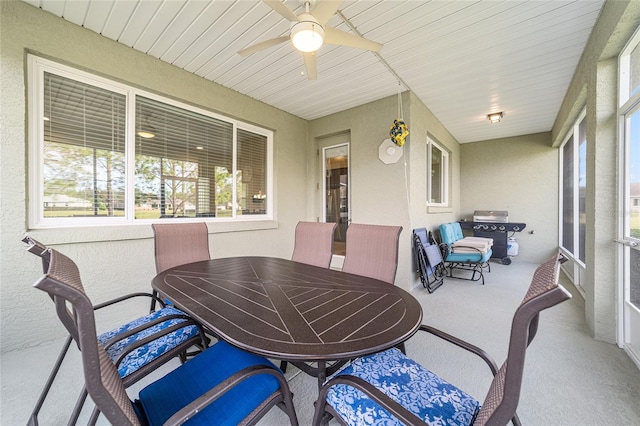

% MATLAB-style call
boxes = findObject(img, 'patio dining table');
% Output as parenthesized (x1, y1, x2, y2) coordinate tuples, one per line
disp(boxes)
(151, 256, 423, 389)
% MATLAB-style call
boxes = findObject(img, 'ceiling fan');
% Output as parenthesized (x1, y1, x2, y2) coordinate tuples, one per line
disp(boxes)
(238, 0, 383, 80)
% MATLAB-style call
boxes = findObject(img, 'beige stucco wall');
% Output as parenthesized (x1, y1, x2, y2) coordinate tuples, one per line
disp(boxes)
(3, 0, 638, 353)
(551, 0, 640, 343)
(460, 133, 558, 264)
(308, 91, 461, 291)
(0, 1, 309, 353)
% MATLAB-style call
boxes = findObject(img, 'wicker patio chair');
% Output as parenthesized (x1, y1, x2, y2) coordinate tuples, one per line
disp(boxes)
(313, 252, 571, 426)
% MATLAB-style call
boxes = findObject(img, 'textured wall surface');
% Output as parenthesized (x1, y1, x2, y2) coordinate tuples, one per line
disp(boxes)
(551, 0, 640, 342)
(0, 1, 308, 353)
(308, 92, 461, 292)
(460, 133, 557, 264)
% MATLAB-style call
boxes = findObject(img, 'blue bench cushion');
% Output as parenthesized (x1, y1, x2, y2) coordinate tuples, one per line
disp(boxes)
(97, 306, 199, 378)
(439, 223, 492, 263)
(446, 251, 492, 264)
(137, 340, 281, 426)
(326, 348, 480, 426)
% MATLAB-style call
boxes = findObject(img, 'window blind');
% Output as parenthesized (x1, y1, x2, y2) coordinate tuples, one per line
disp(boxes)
(43, 72, 126, 217)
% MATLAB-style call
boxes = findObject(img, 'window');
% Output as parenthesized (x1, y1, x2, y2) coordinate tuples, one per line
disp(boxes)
(559, 109, 587, 264)
(427, 137, 449, 206)
(28, 55, 272, 227)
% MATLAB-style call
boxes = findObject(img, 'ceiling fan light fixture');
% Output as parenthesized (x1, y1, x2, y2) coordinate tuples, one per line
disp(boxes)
(291, 16, 324, 52)
(487, 112, 503, 123)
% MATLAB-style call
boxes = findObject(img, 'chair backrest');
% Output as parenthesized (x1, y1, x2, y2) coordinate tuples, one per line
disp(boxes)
(23, 237, 83, 343)
(291, 221, 337, 268)
(413, 228, 429, 246)
(152, 222, 210, 273)
(473, 252, 571, 425)
(33, 249, 141, 425)
(22, 236, 50, 272)
(342, 223, 403, 284)
(438, 223, 462, 247)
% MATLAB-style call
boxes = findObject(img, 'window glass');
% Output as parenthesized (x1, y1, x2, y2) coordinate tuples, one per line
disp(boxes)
(43, 72, 126, 219)
(629, 107, 640, 239)
(30, 55, 272, 227)
(562, 135, 574, 253)
(427, 138, 448, 206)
(134, 96, 233, 219)
(578, 117, 587, 262)
(629, 41, 640, 98)
(237, 129, 268, 215)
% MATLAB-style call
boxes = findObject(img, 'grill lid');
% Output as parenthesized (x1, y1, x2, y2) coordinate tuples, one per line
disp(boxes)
(473, 210, 508, 223)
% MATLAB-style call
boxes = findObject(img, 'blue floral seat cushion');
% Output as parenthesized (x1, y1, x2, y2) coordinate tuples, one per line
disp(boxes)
(326, 348, 480, 426)
(97, 306, 199, 379)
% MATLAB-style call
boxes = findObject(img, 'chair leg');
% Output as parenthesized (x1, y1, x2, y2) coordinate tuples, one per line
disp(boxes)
(280, 360, 289, 373)
(68, 386, 89, 425)
(28, 335, 74, 426)
(87, 405, 101, 426)
(511, 412, 522, 426)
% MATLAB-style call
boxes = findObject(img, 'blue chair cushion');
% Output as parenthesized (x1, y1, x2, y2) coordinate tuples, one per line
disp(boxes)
(326, 348, 480, 426)
(446, 250, 492, 264)
(97, 306, 199, 379)
(439, 223, 458, 247)
(137, 340, 281, 426)
(439, 223, 492, 263)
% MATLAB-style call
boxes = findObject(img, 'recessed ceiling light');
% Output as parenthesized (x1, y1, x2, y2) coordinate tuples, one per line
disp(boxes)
(137, 130, 155, 139)
(487, 112, 503, 123)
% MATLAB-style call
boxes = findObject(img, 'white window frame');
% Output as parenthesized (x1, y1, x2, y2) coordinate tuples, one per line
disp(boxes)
(28, 55, 273, 228)
(616, 26, 640, 350)
(426, 137, 449, 207)
(558, 108, 587, 293)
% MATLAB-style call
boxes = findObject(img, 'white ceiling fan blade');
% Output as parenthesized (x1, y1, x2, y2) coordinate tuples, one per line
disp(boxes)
(302, 52, 317, 80)
(263, 0, 300, 22)
(311, 0, 344, 26)
(238, 36, 290, 56)
(324, 27, 382, 52)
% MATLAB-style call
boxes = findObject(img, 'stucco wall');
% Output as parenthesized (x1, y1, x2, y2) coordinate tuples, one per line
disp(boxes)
(308, 92, 461, 291)
(459, 133, 558, 263)
(551, 0, 640, 342)
(0, 1, 309, 353)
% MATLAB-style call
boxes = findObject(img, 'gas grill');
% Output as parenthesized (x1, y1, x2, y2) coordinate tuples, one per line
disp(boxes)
(459, 210, 526, 265)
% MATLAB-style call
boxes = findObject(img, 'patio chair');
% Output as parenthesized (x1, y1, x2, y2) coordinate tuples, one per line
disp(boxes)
(413, 228, 446, 293)
(31, 247, 298, 426)
(439, 222, 493, 284)
(342, 223, 403, 284)
(23, 237, 208, 426)
(291, 221, 337, 268)
(151, 222, 210, 309)
(283, 221, 337, 373)
(312, 252, 571, 426)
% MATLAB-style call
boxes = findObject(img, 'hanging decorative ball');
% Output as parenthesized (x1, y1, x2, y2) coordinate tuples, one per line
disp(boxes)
(389, 119, 409, 146)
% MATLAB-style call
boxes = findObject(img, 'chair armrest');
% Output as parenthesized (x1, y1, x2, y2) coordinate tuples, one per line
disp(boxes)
(163, 364, 290, 426)
(418, 325, 499, 376)
(438, 243, 450, 258)
(93, 292, 166, 311)
(316, 375, 425, 426)
(98, 313, 207, 370)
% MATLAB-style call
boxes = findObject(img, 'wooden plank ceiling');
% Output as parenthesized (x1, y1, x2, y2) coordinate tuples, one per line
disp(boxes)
(23, 0, 605, 143)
